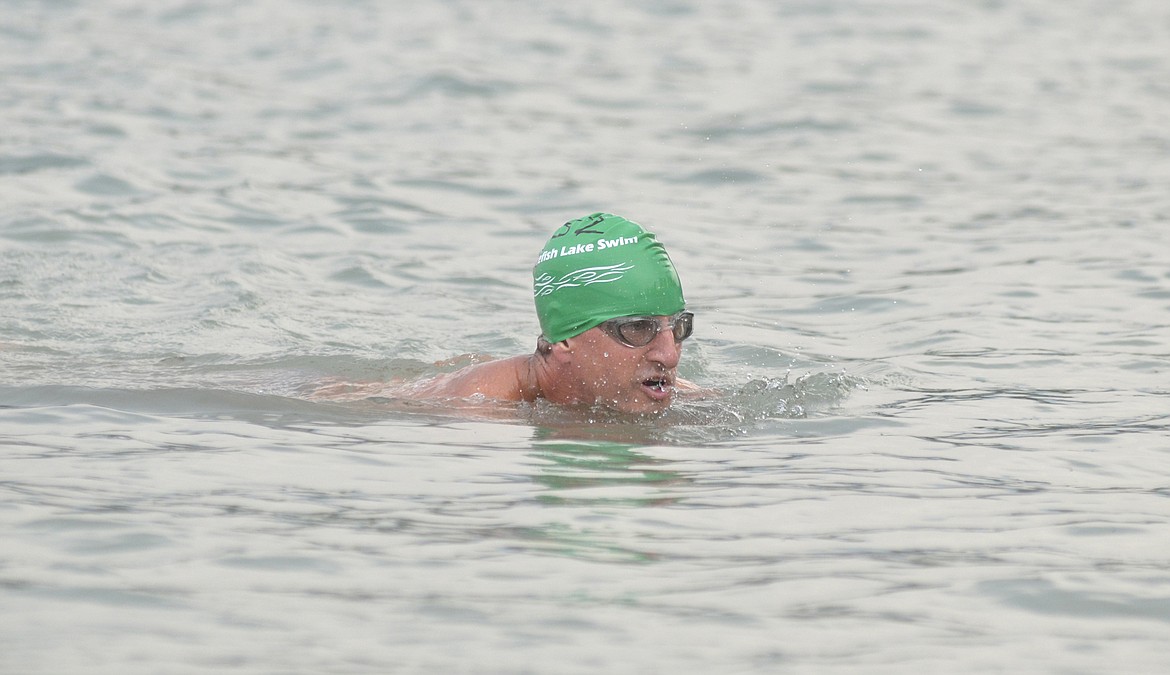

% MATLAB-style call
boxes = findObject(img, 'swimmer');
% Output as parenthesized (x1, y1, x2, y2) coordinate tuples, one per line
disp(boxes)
(402, 212, 699, 414)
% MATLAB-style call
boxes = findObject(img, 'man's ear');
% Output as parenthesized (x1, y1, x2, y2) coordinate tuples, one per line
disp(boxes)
(537, 336, 572, 363)
(546, 338, 573, 364)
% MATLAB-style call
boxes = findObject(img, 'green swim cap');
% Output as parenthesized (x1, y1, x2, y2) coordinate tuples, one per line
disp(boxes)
(533, 213, 685, 343)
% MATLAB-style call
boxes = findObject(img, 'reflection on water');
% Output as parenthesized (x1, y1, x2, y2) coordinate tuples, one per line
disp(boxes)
(511, 438, 688, 563)
(531, 438, 687, 508)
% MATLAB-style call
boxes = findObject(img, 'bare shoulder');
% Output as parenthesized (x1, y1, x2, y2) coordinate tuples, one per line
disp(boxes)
(311, 355, 534, 404)
(407, 355, 532, 402)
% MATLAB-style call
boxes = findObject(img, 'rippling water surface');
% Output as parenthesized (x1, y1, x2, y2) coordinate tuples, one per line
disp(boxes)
(3, 1, 1170, 673)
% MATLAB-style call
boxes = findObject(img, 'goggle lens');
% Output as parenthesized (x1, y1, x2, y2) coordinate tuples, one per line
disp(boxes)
(605, 312, 694, 348)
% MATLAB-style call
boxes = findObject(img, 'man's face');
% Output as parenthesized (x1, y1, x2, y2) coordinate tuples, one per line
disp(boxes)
(562, 316, 685, 414)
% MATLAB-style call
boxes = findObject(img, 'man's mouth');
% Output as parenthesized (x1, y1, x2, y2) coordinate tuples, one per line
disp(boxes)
(640, 375, 674, 399)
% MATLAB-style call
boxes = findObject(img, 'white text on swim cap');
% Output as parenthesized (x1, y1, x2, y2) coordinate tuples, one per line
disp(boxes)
(536, 234, 639, 264)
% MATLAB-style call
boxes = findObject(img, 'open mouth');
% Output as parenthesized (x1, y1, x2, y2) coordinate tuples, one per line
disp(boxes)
(641, 376, 674, 397)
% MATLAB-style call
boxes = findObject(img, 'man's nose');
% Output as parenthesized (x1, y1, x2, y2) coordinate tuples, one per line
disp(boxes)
(645, 326, 682, 368)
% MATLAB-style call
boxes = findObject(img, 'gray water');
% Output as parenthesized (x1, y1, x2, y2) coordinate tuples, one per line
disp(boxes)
(3, 0, 1170, 673)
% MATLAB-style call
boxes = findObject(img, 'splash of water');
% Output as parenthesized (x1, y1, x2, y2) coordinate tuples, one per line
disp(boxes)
(664, 371, 868, 431)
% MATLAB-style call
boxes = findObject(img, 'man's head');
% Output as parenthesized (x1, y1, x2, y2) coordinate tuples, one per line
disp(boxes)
(532, 213, 691, 413)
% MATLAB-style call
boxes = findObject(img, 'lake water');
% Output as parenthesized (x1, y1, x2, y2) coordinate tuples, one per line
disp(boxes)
(3, 0, 1170, 672)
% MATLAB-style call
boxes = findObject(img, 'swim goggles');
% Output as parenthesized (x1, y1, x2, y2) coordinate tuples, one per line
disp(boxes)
(599, 311, 694, 348)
